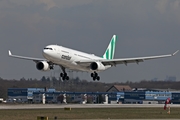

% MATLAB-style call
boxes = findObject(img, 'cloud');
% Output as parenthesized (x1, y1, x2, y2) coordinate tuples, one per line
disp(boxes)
(171, 0, 180, 10)
(0, 0, 179, 82)
(38, 0, 56, 10)
(53, 0, 93, 9)
(155, 0, 168, 14)
(155, 0, 180, 24)
(5, 0, 94, 10)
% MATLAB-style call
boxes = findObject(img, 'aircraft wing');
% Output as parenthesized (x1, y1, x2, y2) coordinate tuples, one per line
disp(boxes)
(8, 50, 46, 63)
(76, 50, 179, 66)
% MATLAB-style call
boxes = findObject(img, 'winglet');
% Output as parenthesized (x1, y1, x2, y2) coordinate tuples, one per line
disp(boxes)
(172, 50, 179, 56)
(8, 50, 12, 56)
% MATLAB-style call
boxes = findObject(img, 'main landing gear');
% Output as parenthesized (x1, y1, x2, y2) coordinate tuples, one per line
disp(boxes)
(60, 66, 69, 80)
(91, 72, 100, 81)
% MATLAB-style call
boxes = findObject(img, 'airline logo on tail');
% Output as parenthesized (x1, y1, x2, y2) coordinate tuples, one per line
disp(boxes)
(103, 35, 117, 59)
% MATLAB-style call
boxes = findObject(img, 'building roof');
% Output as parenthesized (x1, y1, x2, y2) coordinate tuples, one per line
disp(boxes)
(106, 85, 132, 92)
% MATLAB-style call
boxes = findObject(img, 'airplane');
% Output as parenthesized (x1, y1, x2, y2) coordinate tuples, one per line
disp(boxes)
(8, 35, 179, 81)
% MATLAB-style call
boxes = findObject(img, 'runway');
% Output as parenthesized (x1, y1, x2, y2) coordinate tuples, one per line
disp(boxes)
(0, 104, 180, 109)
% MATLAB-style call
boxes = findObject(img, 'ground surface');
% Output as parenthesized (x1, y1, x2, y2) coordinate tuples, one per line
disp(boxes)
(1, 104, 180, 109)
(0, 105, 180, 120)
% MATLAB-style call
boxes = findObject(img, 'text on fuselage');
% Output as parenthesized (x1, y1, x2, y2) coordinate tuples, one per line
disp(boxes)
(61, 55, 72, 60)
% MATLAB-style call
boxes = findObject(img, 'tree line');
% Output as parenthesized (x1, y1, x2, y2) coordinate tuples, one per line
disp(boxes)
(0, 76, 180, 99)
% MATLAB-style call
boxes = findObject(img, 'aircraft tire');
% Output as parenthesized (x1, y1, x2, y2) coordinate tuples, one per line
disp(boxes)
(60, 73, 63, 77)
(64, 73, 67, 77)
(62, 77, 66, 80)
(91, 73, 94, 77)
(66, 76, 69, 80)
(97, 76, 100, 81)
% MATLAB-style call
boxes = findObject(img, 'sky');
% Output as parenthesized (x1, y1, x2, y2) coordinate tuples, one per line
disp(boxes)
(0, 0, 179, 82)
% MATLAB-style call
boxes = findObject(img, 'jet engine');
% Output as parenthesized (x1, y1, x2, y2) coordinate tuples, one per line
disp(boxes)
(90, 62, 106, 71)
(36, 61, 50, 71)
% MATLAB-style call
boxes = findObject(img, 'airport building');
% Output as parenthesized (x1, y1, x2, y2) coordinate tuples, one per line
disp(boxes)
(32, 91, 116, 104)
(7, 88, 55, 103)
(7, 86, 180, 104)
(123, 91, 171, 104)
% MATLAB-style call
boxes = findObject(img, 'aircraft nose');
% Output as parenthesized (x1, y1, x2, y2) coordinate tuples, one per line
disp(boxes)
(43, 49, 46, 54)
(43, 49, 50, 57)
(42, 46, 54, 59)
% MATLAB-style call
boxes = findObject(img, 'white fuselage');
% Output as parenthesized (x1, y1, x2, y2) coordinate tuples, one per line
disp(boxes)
(42, 45, 107, 72)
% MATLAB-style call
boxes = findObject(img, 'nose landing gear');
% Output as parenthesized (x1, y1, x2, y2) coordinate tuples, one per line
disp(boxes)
(60, 66, 69, 80)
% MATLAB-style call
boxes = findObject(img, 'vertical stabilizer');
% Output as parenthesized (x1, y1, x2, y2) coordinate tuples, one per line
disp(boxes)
(103, 35, 117, 59)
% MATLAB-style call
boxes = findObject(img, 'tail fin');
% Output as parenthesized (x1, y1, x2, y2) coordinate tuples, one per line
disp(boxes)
(103, 35, 117, 59)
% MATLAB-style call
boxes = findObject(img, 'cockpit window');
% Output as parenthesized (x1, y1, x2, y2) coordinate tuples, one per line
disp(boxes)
(44, 48, 53, 50)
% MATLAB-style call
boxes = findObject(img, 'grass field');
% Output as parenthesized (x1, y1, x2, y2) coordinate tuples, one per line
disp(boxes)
(0, 108, 180, 120)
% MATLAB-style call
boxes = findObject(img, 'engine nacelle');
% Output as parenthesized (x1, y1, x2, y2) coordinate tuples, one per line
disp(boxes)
(90, 62, 106, 71)
(36, 61, 50, 71)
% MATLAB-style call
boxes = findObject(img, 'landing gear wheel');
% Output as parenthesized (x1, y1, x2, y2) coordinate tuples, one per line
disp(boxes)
(66, 76, 69, 80)
(97, 76, 100, 81)
(64, 73, 67, 77)
(91, 72, 100, 81)
(50, 66, 53, 70)
(60, 72, 69, 80)
(91, 73, 94, 77)
(62, 76, 66, 80)
(60, 73, 63, 77)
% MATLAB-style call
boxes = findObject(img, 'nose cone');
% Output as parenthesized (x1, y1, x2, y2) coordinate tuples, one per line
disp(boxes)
(43, 49, 51, 59)
(42, 49, 49, 58)
(43, 45, 56, 60)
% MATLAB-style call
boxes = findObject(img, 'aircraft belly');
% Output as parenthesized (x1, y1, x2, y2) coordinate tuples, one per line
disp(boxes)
(65, 63, 90, 72)
(53, 60, 91, 72)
